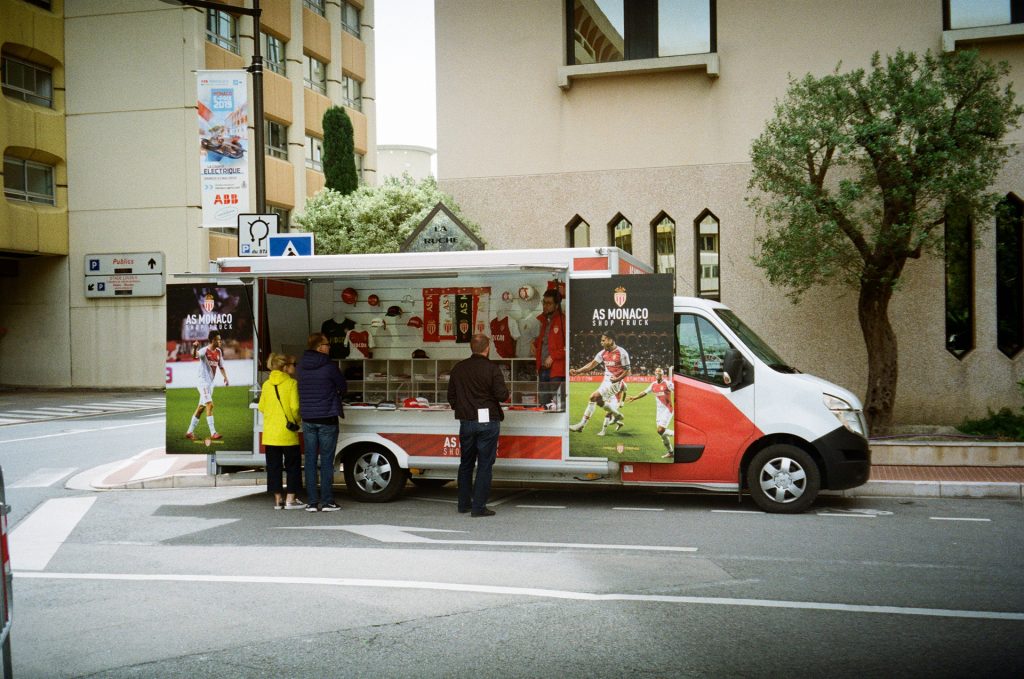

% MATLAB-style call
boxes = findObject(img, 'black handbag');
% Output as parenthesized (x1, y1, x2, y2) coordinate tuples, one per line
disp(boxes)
(274, 385, 301, 432)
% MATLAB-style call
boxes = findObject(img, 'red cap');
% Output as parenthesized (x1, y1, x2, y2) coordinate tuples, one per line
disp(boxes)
(341, 288, 357, 305)
(368, 294, 380, 306)
(407, 316, 423, 328)
(402, 397, 429, 408)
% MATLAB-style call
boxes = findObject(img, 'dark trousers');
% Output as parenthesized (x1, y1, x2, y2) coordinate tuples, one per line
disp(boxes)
(539, 371, 565, 408)
(457, 420, 500, 513)
(266, 444, 302, 494)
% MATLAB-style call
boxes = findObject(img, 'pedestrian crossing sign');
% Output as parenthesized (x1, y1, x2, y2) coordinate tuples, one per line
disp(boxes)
(268, 233, 314, 257)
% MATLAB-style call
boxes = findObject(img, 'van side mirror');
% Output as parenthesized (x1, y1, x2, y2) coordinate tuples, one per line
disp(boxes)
(723, 348, 750, 391)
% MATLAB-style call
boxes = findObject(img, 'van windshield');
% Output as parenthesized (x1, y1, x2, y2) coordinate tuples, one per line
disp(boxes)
(714, 309, 798, 373)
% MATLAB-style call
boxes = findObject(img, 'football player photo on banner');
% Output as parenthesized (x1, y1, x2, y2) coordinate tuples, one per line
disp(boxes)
(165, 284, 255, 454)
(567, 274, 675, 462)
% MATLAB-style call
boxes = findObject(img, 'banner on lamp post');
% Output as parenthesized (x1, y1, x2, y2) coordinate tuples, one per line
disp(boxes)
(197, 70, 250, 228)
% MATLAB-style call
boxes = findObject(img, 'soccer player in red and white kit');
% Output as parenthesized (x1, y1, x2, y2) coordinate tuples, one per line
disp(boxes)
(626, 367, 674, 457)
(185, 331, 229, 441)
(568, 332, 630, 436)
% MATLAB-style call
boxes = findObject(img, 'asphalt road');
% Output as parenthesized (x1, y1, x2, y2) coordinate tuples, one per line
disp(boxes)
(2, 405, 1023, 678)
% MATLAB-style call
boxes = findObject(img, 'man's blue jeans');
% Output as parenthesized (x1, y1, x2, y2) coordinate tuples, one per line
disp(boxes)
(302, 421, 338, 506)
(457, 420, 500, 513)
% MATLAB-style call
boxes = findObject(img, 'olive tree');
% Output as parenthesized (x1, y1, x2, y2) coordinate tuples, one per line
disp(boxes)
(747, 49, 1022, 431)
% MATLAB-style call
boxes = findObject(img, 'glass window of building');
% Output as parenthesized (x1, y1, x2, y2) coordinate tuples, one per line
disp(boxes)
(996, 194, 1024, 357)
(303, 54, 327, 94)
(269, 205, 291, 231)
(305, 135, 323, 171)
(303, 0, 326, 17)
(946, 0, 1021, 29)
(263, 33, 286, 75)
(264, 120, 288, 159)
(342, 2, 361, 37)
(567, 215, 590, 247)
(944, 202, 974, 358)
(568, 0, 713, 65)
(609, 214, 632, 254)
(651, 212, 676, 290)
(342, 75, 362, 111)
(3, 156, 56, 205)
(206, 9, 239, 54)
(1, 54, 53, 107)
(695, 210, 719, 299)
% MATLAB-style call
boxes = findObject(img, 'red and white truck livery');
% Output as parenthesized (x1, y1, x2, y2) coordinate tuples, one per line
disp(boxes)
(203, 246, 870, 513)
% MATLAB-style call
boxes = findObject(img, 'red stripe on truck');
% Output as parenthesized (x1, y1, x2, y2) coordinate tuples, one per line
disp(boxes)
(380, 433, 562, 459)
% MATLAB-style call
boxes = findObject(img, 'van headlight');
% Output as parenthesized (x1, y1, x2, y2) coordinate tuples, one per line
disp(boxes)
(823, 394, 868, 438)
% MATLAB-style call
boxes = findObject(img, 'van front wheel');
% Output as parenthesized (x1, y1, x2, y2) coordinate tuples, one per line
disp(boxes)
(746, 445, 820, 514)
(343, 447, 408, 502)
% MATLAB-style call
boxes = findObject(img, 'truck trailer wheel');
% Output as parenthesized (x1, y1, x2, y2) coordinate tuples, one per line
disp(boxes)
(746, 444, 820, 514)
(343, 447, 408, 502)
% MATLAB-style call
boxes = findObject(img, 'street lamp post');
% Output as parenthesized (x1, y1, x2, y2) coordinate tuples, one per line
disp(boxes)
(164, 0, 266, 215)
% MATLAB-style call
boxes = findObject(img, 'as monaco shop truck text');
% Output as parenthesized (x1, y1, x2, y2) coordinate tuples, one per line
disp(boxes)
(207, 247, 870, 514)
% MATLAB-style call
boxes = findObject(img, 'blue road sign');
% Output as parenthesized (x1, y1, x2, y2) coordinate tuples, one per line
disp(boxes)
(268, 233, 314, 257)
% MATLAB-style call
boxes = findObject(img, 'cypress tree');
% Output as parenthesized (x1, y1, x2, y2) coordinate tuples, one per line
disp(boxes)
(322, 106, 358, 195)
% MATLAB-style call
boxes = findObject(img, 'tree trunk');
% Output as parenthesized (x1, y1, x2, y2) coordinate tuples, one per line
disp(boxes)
(857, 279, 898, 434)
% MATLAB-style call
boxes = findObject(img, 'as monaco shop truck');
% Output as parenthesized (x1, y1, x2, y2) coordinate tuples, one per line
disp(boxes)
(205, 246, 870, 514)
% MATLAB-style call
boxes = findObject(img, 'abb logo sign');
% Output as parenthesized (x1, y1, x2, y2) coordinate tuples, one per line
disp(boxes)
(213, 194, 239, 205)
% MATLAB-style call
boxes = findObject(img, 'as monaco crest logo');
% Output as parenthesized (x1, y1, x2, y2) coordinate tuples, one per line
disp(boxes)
(616, 444, 625, 454)
(613, 286, 627, 308)
(203, 295, 215, 312)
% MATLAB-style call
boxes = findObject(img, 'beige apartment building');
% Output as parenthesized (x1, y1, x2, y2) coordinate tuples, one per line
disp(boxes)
(1, 0, 375, 387)
(435, 0, 1024, 424)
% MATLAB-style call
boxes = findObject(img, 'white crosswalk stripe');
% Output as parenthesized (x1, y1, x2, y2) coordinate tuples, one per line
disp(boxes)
(10, 467, 77, 488)
(0, 398, 165, 426)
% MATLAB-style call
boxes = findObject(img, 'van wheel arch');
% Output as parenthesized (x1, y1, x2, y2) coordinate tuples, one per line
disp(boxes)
(740, 436, 824, 513)
(341, 444, 408, 502)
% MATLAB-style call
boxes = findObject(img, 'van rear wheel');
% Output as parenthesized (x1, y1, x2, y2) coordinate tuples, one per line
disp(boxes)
(343, 447, 408, 502)
(747, 444, 820, 514)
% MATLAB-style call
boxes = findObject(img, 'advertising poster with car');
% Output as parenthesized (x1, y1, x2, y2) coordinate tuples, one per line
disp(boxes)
(197, 70, 250, 228)
(165, 283, 255, 454)
(568, 274, 675, 462)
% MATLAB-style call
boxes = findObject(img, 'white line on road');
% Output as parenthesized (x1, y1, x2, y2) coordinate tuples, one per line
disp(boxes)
(0, 420, 159, 445)
(930, 517, 992, 522)
(8, 497, 96, 570)
(489, 489, 534, 506)
(710, 510, 764, 515)
(15, 571, 1024, 621)
(517, 505, 567, 509)
(9, 467, 77, 488)
(613, 507, 664, 512)
(817, 513, 876, 518)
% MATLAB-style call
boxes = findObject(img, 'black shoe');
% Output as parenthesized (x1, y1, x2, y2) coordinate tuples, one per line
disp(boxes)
(471, 508, 495, 517)
(457, 508, 470, 514)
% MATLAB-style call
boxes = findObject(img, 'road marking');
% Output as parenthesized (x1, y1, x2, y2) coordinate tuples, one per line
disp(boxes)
(279, 524, 698, 553)
(489, 489, 533, 506)
(817, 513, 876, 518)
(9, 467, 77, 488)
(517, 505, 567, 509)
(614, 507, 664, 512)
(15, 571, 1024, 621)
(711, 510, 764, 515)
(0, 420, 159, 445)
(930, 517, 992, 523)
(130, 459, 178, 482)
(8, 497, 96, 570)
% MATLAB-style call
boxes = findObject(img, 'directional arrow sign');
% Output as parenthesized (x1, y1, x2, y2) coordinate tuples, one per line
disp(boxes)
(277, 524, 697, 552)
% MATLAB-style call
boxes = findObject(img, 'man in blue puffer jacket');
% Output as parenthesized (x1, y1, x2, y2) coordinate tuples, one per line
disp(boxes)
(296, 332, 347, 512)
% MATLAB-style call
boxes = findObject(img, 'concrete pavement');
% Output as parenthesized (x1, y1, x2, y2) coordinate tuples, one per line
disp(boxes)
(2, 388, 1022, 500)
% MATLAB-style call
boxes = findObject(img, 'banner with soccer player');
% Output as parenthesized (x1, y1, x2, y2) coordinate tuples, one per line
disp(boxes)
(165, 283, 255, 454)
(567, 274, 675, 462)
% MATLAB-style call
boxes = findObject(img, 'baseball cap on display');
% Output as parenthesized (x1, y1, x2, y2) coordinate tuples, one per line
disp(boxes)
(412, 349, 429, 359)
(367, 294, 380, 307)
(518, 285, 535, 301)
(386, 305, 403, 317)
(370, 318, 387, 329)
(341, 288, 357, 304)
(402, 396, 430, 409)
(407, 316, 423, 328)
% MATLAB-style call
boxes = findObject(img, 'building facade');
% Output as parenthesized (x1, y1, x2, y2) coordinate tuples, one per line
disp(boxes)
(0, 0, 375, 387)
(433, 0, 1024, 425)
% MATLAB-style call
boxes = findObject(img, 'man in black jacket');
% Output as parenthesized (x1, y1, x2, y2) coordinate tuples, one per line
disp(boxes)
(447, 334, 509, 517)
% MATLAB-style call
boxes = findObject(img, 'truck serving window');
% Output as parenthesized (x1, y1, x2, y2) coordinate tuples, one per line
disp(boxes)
(714, 309, 796, 373)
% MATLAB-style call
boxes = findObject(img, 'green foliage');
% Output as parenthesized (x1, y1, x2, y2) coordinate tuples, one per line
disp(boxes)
(322, 106, 358, 195)
(747, 49, 1023, 299)
(959, 408, 1024, 440)
(293, 174, 485, 254)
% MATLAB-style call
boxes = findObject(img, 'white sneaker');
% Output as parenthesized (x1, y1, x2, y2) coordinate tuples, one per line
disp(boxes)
(569, 423, 584, 432)
(597, 430, 606, 437)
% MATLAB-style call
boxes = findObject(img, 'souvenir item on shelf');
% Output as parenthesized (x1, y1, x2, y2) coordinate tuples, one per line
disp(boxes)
(341, 287, 357, 304)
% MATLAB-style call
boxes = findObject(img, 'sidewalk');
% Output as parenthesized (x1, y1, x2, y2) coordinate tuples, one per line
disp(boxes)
(89, 446, 1024, 500)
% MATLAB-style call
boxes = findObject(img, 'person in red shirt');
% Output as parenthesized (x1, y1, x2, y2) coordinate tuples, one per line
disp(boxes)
(533, 288, 566, 408)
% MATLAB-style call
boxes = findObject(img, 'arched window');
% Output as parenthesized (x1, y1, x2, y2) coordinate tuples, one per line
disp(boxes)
(945, 201, 974, 358)
(997, 193, 1024, 358)
(650, 211, 676, 291)
(566, 215, 590, 247)
(608, 213, 632, 254)
(694, 209, 720, 300)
